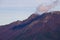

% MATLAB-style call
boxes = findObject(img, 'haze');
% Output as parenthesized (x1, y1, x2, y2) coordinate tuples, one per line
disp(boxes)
(0, 0, 60, 25)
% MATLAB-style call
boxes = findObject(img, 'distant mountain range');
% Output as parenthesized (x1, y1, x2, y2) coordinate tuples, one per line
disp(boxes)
(0, 11, 60, 40)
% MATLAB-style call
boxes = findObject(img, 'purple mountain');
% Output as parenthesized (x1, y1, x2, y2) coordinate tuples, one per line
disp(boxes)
(0, 11, 60, 40)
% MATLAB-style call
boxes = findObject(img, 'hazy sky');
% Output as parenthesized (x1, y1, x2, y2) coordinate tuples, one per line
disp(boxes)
(0, 0, 60, 25)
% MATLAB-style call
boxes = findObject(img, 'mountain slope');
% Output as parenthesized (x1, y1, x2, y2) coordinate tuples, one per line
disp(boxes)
(0, 11, 60, 40)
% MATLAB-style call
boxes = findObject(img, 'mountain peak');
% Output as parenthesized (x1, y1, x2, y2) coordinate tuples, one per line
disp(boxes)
(12, 11, 60, 30)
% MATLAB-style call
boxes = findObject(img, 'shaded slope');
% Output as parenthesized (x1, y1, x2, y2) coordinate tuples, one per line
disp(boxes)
(12, 13, 46, 30)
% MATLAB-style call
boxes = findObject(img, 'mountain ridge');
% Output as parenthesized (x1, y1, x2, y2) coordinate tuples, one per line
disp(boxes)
(0, 11, 60, 40)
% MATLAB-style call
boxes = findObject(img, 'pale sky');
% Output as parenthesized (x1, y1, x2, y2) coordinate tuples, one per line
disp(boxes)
(0, 0, 60, 25)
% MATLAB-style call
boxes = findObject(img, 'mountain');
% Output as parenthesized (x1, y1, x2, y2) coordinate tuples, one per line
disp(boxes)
(0, 11, 60, 40)
(0, 20, 22, 30)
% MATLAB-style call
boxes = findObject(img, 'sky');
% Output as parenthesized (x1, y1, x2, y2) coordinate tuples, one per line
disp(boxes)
(0, 0, 60, 25)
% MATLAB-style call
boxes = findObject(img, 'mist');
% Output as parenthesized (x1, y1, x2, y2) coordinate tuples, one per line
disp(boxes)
(36, 0, 60, 15)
